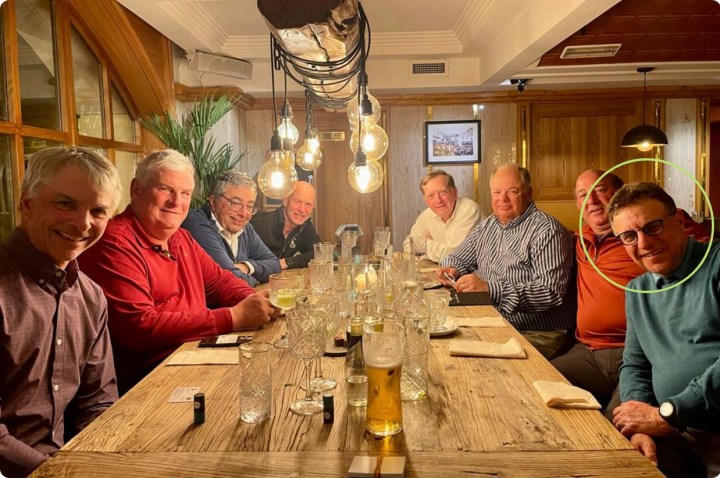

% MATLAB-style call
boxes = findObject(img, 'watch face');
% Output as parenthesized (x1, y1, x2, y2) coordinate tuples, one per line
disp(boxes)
(660, 401, 674, 418)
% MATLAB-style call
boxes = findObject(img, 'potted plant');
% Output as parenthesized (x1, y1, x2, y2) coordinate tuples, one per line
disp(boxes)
(143, 95, 248, 209)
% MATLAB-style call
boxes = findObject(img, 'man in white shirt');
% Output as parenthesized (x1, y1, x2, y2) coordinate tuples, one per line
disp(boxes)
(403, 170, 481, 262)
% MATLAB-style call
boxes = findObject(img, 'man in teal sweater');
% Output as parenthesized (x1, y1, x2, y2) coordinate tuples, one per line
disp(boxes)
(607, 182, 719, 478)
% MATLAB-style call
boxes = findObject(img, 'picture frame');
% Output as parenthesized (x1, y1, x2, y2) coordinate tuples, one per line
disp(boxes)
(424, 120, 481, 166)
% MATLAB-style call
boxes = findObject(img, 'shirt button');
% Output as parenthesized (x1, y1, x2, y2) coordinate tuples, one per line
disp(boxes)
(55, 271, 62, 277)
(57, 338, 63, 346)
(54, 384, 60, 392)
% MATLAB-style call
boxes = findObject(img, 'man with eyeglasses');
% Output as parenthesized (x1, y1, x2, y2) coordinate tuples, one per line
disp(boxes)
(251, 181, 321, 270)
(80, 150, 276, 393)
(402, 170, 482, 262)
(182, 170, 280, 287)
(607, 182, 719, 477)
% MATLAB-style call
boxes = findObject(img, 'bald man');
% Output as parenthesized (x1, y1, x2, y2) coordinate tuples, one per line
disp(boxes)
(251, 181, 322, 269)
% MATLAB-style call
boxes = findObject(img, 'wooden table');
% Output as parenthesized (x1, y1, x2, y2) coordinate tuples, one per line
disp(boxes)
(32, 298, 662, 476)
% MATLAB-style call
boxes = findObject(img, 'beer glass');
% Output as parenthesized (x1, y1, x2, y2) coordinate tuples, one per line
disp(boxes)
(269, 272, 305, 349)
(363, 321, 404, 436)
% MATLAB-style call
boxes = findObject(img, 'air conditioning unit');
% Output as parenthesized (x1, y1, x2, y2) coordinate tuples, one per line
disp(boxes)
(185, 49, 253, 80)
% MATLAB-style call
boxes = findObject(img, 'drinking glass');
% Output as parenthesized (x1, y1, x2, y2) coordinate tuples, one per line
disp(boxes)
(287, 295, 327, 415)
(424, 289, 451, 331)
(239, 342, 273, 423)
(313, 241, 335, 263)
(363, 320, 405, 436)
(308, 259, 334, 295)
(409, 235, 427, 258)
(304, 295, 339, 394)
(269, 273, 305, 349)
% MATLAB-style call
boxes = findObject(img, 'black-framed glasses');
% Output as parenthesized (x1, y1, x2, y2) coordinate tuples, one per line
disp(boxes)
(615, 212, 675, 246)
(219, 194, 258, 215)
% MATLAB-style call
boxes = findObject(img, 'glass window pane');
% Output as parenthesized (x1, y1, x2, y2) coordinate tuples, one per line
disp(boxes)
(22, 137, 62, 163)
(114, 150, 136, 213)
(16, 0, 61, 130)
(71, 29, 104, 138)
(111, 85, 135, 143)
(0, 9, 7, 121)
(0, 135, 13, 241)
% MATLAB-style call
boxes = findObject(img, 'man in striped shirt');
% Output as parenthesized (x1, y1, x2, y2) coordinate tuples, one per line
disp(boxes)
(438, 164, 575, 358)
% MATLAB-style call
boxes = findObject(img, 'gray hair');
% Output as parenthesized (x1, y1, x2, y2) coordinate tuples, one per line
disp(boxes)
(607, 182, 677, 223)
(21, 146, 122, 209)
(134, 149, 195, 187)
(420, 170, 456, 194)
(490, 164, 532, 191)
(212, 169, 256, 197)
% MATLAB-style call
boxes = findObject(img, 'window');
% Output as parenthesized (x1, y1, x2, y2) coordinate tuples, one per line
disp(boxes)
(72, 28, 104, 138)
(111, 85, 134, 143)
(0, 135, 12, 239)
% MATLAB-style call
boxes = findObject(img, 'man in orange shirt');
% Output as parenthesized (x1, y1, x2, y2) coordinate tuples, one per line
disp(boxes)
(552, 169, 709, 416)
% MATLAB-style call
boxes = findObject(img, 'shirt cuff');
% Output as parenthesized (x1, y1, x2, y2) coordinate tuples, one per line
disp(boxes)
(242, 261, 255, 275)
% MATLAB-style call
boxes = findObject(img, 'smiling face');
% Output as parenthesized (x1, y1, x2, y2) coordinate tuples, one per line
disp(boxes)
(209, 185, 256, 234)
(610, 198, 688, 277)
(575, 170, 618, 235)
(130, 167, 194, 242)
(282, 181, 316, 229)
(490, 167, 532, 225)
(422, 175, 458, 222)
(19, 163, 114, 269)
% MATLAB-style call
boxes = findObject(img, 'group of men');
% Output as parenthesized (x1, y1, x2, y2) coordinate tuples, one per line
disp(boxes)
(0, 147, 321, 477)
(1, 146, 718, 477)
(409, 163, 717, 476)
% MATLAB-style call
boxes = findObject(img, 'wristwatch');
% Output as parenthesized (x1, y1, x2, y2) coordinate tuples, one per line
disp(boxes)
(659, 400, 685, 431)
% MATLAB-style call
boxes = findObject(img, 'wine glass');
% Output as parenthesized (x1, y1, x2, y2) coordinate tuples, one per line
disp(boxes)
(305, 295, 339, 394)
(269, 273, 305, 349)
(287, 295, 327, 415)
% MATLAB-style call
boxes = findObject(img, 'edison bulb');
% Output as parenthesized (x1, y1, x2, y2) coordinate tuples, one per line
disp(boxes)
(348, 160, 383, 193)
(277, 117, 299, 147)
(347, 91, 381, 129)
(637, 141, 653, 152)
(350, 116, 389, 162)
(296, 136, 323, 171)
(257, 150, 298, 199)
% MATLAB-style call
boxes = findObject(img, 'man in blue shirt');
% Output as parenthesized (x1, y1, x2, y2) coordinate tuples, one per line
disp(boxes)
(182, 170, 280, 287)
(608, 182, 719, 478)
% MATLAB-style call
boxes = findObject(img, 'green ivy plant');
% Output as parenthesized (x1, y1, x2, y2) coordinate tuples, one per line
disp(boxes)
(143, 95, 248, 209)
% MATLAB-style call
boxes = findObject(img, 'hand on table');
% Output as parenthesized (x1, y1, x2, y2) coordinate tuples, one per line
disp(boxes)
(231, 290, 276, 330)
(454, 273, 489, 293)
(279, 258, 288, 270)
(612, 400, 674, 437)
(630, 433, 658, 466)
(437, 266, 459, 286)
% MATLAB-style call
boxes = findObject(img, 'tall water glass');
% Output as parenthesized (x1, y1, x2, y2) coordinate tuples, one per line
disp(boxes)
(308, 259, 334, 295)
(239, 342, 273, 423)
(313, 241, 335, 263)
(424, 289, 451, 331)
(363, 321, 404, 436)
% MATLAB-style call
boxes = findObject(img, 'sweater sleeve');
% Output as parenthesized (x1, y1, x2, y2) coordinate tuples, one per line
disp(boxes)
(619, 294, 657, 405)
(241, 225, 281, 283)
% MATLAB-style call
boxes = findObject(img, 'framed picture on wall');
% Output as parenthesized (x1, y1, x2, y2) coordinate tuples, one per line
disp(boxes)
(424, 120, 481, 166)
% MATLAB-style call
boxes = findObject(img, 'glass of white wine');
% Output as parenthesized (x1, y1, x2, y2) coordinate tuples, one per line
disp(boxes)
(269, 273, 305, 349)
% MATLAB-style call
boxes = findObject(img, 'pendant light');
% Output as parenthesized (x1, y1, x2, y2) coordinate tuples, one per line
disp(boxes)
(621, 67, 668, 152)
(296, 91, 323, 171)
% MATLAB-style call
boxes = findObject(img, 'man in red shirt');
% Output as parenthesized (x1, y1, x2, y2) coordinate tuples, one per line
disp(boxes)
(552, 169, 709, 416)
(80, 150, 276, 392)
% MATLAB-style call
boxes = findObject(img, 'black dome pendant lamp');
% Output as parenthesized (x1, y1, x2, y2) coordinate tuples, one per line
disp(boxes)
(621, 67, 668, 152)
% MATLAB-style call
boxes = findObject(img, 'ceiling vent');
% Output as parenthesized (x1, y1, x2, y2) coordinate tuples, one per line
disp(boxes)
(410, 60, 448, 77)
(185, 49, 253, 79)
(560, 44, 621, 59)
(320, 131, 345, 142)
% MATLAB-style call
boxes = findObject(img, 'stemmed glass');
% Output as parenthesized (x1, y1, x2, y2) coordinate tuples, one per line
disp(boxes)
(269, 273, 305, 349)
(288, 295, 328, 415)
(306, 295, 339, 394)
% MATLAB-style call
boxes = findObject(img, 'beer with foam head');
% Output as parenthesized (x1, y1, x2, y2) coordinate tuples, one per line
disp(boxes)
(363, 321, 404, 436)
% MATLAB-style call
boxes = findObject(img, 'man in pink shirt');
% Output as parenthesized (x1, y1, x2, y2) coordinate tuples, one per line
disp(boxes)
(80, 150, 275, 392)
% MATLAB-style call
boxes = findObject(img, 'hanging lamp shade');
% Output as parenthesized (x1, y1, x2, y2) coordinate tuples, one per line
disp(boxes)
(621, 67, 667, 151)
(620, 124, 668, 151)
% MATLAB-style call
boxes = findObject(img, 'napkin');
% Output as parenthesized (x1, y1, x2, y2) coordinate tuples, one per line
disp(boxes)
(167, 349, 239, 366)
(532, 380, 602, 409)
(420, 267, 438, 273)
(448, 338, 526, 359)
(454, 316, 506, 328)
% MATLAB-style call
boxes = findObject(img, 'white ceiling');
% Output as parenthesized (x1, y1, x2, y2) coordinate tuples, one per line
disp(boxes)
(118, 0, 720, 97)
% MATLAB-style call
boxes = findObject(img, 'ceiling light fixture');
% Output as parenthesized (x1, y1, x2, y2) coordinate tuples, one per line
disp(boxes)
(296, 91, 323, 171)
(621, 67, 668, 152)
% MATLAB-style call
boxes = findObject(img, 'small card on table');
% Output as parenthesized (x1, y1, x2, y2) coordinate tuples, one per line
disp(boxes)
(348, 456, 405, 478)
(168, 387, 201, 403)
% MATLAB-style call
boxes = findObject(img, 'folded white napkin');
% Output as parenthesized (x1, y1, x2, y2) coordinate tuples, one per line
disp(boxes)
(167, 349, 238, 366)
(448, 338, 526, 358)
(532, 380, 602, 409)
(453, 316, 506, 328)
